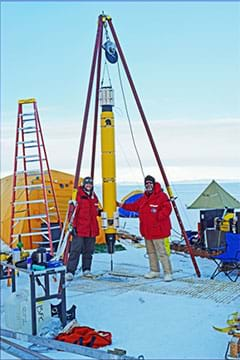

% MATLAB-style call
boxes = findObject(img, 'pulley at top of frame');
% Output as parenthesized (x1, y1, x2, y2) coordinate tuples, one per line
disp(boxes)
(102, 40, 118, 64)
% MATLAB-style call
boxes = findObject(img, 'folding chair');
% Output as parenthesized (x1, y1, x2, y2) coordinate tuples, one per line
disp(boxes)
(205, 229, 226, 252)
(210, 232, 240, 282)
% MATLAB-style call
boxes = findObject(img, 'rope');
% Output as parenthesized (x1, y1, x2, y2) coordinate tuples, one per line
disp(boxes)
(116, 136, 140, 181)
(102, 20, 144, 180)
(170, 183, 193, 231)
(101, 61, 112, 88)
(117, 62, 145, 179)
(171, 228, 185, 242)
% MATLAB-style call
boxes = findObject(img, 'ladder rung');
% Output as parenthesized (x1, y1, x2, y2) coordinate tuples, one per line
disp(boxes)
(13, 212, 57, 221)
(14, 184, 50, 190)
(18, 126, 36, 131)
(23, 130, 38, 134)
(33, 239, 59, 244)
(22, 118, 35, 122)
(17, 140, 37, 145)
(11, 231, 49, 238)
(26, 159, 46, 163)
(21, 112, 35, 117)
(32, 225, 60, 231)
(13, 214, 47, 221)
(14, 184, 42, 189)
(16, 170, 41, 176)
(20, 112, 35, 117)
(32, 226, 60, 230)
(17, 155, 39, 159)
(14, 199, 53, 205)
(24, 145, 41, 149)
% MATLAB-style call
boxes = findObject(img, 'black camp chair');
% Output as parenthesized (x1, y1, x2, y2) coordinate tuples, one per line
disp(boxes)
(210, 232, 240, 282)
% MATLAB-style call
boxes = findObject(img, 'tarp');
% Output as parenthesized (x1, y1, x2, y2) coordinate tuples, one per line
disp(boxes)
(187, 180, 240, 209)
(0, 170, 105, 249)
(119, 190, 143, 218)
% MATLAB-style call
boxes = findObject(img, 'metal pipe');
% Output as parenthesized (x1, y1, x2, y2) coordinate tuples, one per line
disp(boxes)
(0, 337, 51, 360)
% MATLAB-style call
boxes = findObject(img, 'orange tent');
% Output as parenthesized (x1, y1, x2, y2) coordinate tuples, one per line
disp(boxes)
(0, 169, 105, 249)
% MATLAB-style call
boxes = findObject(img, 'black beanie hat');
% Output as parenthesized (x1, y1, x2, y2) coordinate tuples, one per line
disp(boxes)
(83, 177, 93, 186)
(144, 175, 155, 185)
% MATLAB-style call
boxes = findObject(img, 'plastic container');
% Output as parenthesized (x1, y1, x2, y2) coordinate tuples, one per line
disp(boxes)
(27, 257, 32, 270)
(12, 248, 21, 263)
(4, 289, 52, 334)
(229, 337, 240, 358)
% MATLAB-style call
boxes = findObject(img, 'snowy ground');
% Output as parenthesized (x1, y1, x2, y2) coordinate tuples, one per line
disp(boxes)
(1, 239, 240, 360)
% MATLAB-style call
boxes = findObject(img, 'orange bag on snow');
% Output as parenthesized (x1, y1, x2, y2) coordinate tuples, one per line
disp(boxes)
(56, 326, 112, 348)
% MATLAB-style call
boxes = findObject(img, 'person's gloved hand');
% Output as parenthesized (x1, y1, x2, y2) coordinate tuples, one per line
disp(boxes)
(69, 225, 77, 236)
(116, 201, 122, 207)
(68, 200, 77, 206)
(98, 208, 103, 216)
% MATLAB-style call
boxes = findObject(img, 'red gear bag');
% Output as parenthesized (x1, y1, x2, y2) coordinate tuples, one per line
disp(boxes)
(56, 326, 112, 348)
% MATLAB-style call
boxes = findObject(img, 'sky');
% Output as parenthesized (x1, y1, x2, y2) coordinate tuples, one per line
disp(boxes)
(1, 1, 240, 184)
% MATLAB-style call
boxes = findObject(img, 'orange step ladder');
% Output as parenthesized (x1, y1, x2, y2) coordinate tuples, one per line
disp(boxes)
(9, 98, 61, 255)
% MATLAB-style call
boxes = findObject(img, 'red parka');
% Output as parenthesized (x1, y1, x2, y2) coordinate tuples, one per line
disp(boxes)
(122, 182, 172, 240)
(73, 186, 99, 237)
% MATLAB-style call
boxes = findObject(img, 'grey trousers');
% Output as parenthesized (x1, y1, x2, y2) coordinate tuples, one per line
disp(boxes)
(145, 238, 172, 275)
(67, 236, 95, 274)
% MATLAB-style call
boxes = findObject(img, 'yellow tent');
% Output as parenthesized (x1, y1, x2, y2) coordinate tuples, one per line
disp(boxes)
(0, 169, 105, 249)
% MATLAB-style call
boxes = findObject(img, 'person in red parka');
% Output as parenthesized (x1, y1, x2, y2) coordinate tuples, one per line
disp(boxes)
(66, 176, 100, 281)
(119, 175, 173, 282)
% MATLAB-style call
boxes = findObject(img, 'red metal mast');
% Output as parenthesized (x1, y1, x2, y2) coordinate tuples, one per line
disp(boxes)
(91, 17, 103, 179)
(74, 16, 103, 189)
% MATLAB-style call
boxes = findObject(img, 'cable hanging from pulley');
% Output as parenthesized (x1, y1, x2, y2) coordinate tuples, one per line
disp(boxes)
(100, 60, 144, 182)
(117, 61, 145, 179)
(100, 21, 145, 179)
(101, 61, 112, 88)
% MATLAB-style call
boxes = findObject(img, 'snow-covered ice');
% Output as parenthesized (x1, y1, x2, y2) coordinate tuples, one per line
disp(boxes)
(1, 239, 239, 359)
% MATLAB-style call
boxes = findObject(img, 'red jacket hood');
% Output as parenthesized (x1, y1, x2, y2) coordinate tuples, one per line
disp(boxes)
(144, 182, 162, 196)
(78, 186, 95, 197)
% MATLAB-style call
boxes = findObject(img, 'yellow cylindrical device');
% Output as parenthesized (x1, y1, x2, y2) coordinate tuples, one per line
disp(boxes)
(100, 86, 118, 254)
